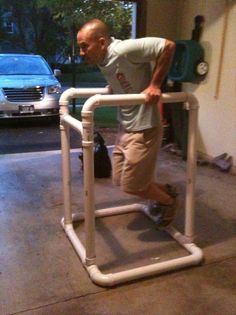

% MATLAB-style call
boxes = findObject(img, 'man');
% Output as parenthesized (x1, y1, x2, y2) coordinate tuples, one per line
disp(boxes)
(77, 19, 177, 227)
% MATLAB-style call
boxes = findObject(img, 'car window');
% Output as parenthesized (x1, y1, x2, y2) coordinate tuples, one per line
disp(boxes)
(0, 56, 52, 75)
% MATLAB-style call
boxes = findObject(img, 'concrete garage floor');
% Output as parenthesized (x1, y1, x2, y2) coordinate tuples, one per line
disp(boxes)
(0, 148, 236, 315)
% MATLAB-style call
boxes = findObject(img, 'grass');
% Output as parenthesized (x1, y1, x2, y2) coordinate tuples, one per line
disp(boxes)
(71, 106, 118, 128)
(59, 71, 107, 85)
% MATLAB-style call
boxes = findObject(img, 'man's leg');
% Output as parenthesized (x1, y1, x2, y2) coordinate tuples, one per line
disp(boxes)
(131, 182, 175, 205)
(119, 127, 177, 227)
(112, 145, 124, 187)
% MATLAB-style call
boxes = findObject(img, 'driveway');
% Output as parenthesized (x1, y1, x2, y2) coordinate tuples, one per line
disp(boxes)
(0, 117, 116, 155)
(0, 118, 78, 154)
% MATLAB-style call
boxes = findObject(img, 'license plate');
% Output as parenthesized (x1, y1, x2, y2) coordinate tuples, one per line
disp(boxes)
(19, 105, 34, 114)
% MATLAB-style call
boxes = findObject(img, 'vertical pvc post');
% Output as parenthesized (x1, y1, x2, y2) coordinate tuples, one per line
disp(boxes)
(185, 100, 198, 239)
(81, 111, 96, 266)
(60, 103, 73, 225)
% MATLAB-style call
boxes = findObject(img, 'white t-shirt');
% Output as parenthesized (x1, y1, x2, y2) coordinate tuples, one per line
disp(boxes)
(98, 37, 166, 131)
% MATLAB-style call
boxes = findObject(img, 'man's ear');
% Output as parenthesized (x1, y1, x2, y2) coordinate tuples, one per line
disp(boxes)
(99, 37, 108, 48)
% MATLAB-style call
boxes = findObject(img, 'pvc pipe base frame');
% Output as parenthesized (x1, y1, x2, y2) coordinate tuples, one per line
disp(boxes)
(61, 204, 203, 287)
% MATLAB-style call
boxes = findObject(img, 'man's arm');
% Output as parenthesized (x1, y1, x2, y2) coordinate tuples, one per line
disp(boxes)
(142, 39, 176, 105)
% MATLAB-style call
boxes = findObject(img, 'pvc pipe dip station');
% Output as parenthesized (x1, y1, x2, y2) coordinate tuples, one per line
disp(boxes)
(59, 88, 203, 287)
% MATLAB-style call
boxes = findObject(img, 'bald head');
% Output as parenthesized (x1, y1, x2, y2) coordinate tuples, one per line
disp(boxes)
(77, 19, 111, 65)
(79, 19, 111, 41)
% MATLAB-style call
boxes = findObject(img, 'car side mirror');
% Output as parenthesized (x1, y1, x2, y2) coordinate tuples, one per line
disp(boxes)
(54, 69, 61, 77)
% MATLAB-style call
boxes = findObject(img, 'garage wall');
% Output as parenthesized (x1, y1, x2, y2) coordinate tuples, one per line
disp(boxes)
(145, 0, 181, 40)
(146, 0, 236, 173)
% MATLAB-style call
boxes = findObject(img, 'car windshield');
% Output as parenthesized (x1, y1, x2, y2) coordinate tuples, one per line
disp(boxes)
(0, 55, 52, 75)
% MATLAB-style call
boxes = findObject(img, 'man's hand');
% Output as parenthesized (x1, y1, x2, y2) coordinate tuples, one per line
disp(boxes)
(142, 85, 162, 105)
(106, 85, 113, 94)
(142, 39, 175, 105)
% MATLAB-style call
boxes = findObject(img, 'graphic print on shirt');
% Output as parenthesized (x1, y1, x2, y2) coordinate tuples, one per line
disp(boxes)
(115, 67, 133, 93)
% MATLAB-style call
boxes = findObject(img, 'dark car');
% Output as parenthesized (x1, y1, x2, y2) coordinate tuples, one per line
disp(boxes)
(0, 54, 61, 119)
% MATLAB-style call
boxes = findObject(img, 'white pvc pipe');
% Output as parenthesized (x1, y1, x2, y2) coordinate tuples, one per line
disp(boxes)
(83, 141, 96, 265)
(60, 121, 73, 225)
(185, 107, 198, 239)
(82, 93, 146, 112)
(82, 92, 190, 113)
(61, 219, 86, 264)
(94, 203, 144, 217)
(71, 203, 144, 223)
(79, 111, 96, 265)
(61, 114, 83, 135)
(86, 240, 202, 287)
(59, 88, 202, 287)
(61, 206, 203, 287)
(59, 87, 109, 232)
(162, 92, 189, 105)
(60, 87, 109, 105)
(81, 92, 198, 240)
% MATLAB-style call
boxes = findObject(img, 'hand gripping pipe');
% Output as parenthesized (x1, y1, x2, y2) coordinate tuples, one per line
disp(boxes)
(59, 88, 203, 287)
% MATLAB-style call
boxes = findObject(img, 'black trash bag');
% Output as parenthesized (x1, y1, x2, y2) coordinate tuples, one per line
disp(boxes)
(78, 131, 112, 178)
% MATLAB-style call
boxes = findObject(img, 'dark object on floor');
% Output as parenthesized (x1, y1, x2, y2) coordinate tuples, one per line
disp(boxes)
(197, 154, 210, 166)
(162, 143, 183, 157)
(212, 153, 233, 172)
(197, 158, 209, 166)
(212, 152, 227, 164)
(79, 131, 112, 178)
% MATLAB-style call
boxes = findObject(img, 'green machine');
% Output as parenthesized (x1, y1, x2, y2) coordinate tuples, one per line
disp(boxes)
(168, 40, 208, 83)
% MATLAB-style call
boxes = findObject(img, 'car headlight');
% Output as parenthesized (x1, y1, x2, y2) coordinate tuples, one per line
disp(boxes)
(48, 84, 61, 94)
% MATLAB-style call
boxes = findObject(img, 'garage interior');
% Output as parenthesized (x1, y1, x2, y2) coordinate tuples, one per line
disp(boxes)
(0, 1, 236, 315)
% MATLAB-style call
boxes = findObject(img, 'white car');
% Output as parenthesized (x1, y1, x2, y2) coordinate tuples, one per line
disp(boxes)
(0, 53, 61, 119)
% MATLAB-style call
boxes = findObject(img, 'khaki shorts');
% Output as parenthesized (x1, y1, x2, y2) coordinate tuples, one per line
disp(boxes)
(112, 126, 163, 193)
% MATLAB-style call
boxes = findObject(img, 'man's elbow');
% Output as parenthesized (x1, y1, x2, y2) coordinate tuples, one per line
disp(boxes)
(165, 39, 176, 56)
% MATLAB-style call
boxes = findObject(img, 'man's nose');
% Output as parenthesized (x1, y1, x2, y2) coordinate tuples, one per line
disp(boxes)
(79, 49, 85, 57)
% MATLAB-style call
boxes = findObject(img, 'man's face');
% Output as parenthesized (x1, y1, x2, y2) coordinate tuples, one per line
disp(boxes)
(77, 28, 106, 65)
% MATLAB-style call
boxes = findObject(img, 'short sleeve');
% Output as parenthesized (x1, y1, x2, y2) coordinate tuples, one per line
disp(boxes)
(114, 37, 166, 63)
